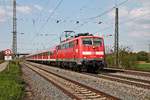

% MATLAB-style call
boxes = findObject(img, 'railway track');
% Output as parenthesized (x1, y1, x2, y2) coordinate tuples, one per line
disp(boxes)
(104, 68, 150, 77)
(101, 73, 150, 85)
(97, 74, 150, 89)
(95, 68, 150, 89)
(26, 62, 150, 90)
(22, 62, 119, 100)
(84, 70, 150, 90)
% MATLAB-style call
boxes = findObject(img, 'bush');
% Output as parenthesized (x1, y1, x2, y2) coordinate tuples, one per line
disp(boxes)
(119, 53, 137, 69)
(106, 46, 137, 68)
(136, 51, 148, 61)
(106, 54, 115, 67)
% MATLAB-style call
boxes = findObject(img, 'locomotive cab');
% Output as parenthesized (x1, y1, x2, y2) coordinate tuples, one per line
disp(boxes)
(78, 36, 106, 72)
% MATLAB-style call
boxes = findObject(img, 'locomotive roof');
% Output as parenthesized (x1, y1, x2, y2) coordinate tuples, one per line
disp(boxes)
(26, 34, 103, 57)
(59, 35, 103, 45)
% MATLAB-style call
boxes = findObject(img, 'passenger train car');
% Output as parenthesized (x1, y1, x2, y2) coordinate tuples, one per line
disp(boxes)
(26, 33, 106, 73)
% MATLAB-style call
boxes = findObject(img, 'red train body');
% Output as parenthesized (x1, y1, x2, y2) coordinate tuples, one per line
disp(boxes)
(26, 33, 106, 72)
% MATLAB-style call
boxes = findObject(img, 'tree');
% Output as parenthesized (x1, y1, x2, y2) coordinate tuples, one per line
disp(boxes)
(136, 51, 148, 61)
(118, 46, 137, 68)
(106, 46, 137, 68)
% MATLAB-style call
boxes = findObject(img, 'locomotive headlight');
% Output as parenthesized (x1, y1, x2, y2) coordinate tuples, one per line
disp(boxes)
(100, 57, 103, 58)
(84, 57, 87, 59)
(82, 51, 92, 55)
(96, 51, 104, 55)
(75, 49, 78, 53)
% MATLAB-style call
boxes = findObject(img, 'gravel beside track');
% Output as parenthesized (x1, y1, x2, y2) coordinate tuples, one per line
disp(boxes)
(104, 72, 150, 82)
(105, 68, 150, 77)
(26, 61, 150, 100)
(24, 63, 118, 100)
(96, 74, 150, 89)
(21, 63, 72, 100)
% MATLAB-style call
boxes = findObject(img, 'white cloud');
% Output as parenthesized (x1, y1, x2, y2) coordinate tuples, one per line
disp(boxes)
(129, 31, 150, 37)
(108, 1, 150, 38)
(17, 6, 32, 14)
(130, 7, 150, 18)
(0, 7, 6, 22)
(127, 5, 150, 37)
(34, 5, 43, 11)
(49, 9, 53, 13)
(0, 5, 33, 23)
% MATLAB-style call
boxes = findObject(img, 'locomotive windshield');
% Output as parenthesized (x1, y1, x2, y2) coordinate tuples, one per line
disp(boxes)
(82, 38, 102, 46)
(82, 38, 92, 45)
(93, 38, 102, 46)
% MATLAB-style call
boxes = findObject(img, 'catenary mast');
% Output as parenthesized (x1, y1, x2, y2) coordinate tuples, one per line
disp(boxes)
(12, 0, 17, 58)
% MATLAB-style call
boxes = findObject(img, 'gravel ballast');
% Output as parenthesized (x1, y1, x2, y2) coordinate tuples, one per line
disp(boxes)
(22, 64, 72, 100)
(107, 72, 150, 81)
(28, 62, 150, 100)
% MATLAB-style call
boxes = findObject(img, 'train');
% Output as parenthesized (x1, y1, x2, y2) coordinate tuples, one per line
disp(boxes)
(26, 32, 107, 73)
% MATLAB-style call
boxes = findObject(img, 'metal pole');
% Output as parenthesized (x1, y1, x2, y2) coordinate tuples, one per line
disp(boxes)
(12, 0, 17, 58)
(114, 7, 119, 67)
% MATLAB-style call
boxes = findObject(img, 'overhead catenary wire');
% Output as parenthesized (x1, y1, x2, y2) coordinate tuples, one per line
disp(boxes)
(85, 0, 128, 21)
(73, 7, 115, 31)
(29, 0, 63, 46)
(29, 0, 97, 52)
(36, 0, 51, 24)
(73, 0, 128, 31)
(29, 0, 129, 52)
(27, 0, 130, 52)
(38, 0, 63, 34)
(93, 12, 150, 34)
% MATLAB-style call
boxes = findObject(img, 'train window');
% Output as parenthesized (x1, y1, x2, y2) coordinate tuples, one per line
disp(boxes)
(82, 38, 92, 45)
(62, 44, 65, 49)
(69, 41, 74, 48)
(48, 51, 52, 55)
(58, 45, 61, 50)
(56, 46, 59, 50)
(65, 43, 69, 48)
(93, 38, 102, 46)
(61, 45, 63, 49)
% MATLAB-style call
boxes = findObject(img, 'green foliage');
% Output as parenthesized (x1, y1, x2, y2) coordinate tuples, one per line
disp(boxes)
(106, 46, 150, 71)
(136, 51, 148, 61)
(106, 46, 137, 68)
(0, 61, 24, 100)
(146, 60, 150, 63)
(119, 52, 137, 68)
(106, 54, 115, 67)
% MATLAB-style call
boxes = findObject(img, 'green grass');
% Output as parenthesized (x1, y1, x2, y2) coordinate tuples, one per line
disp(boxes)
(134, 63, 150, 72)
(0, 61, 24, 100)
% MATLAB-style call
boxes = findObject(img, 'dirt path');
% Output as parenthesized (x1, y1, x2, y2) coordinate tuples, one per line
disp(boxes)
(0, 62, 8, 72)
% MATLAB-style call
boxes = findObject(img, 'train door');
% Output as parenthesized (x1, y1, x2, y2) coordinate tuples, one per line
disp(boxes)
(73, 39, 79, 60)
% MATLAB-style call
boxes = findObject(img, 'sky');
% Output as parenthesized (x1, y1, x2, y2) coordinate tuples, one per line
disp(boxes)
(0, 0, 150, 53)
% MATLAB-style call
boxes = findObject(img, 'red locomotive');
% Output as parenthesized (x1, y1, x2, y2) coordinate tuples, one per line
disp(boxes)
(26, 32, 106, 73)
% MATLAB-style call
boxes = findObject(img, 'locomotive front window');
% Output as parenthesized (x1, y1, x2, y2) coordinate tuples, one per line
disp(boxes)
(93, 38, 102, 46)
(82, 38, 92, 45)
(82, 38, 102, 46)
